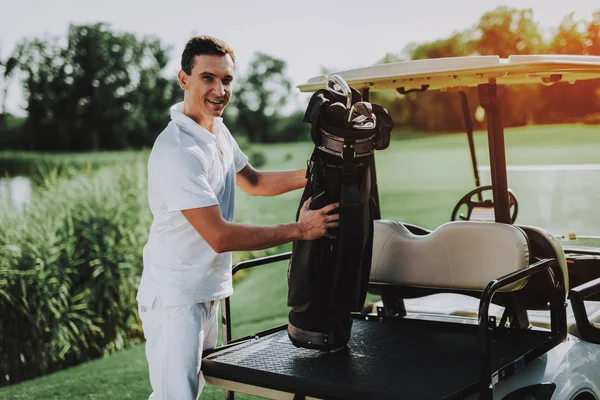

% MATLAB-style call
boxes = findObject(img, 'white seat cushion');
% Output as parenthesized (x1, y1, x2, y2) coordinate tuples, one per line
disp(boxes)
(370, 220, 530, 291)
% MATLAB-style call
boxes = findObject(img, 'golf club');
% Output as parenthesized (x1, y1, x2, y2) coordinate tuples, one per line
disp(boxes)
(348, 101, 377, 129)
(326, 75, 352, 109)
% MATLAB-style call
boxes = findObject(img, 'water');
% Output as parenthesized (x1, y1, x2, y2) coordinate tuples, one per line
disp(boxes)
(0, 176, 32, 208)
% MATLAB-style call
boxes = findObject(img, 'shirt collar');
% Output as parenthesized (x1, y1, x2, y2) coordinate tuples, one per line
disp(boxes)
(170, 102, 223, 142)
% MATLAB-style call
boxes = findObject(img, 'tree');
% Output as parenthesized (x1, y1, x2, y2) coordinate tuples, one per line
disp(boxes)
(15, 23, 179, 151)
(228, 53, 297, 143)
(117, 38, 182, 148)
(473, 7, 547, 127)
(475, 6, 544, 57)
(403, 32, 478, 132)
(550, 13, 587, 54)
(1, 51, 19, 117)
(585, 11, 600, 55)
(1, 47, 23, 147)
(540, 13, 600, 123)
(408, 31, 475, 60)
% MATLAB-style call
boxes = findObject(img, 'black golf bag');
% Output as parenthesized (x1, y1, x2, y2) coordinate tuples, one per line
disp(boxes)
(287, 77, 394, 351)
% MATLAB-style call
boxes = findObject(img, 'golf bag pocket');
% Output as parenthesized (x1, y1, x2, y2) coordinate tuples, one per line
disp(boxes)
(287, 189, 327, 312)
(309, 190, 326, 210)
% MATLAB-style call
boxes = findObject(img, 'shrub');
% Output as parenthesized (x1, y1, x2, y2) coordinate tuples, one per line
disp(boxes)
(582, 112, 600, 125)
(249, 151, 267, 168)
(0, 151, 285, 386)
(0, 160, 151, 386)
(0, 150, 146, 177)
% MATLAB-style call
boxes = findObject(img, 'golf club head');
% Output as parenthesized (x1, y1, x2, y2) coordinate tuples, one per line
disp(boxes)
(322, 101, 349, 128)
(351, 101, 373, 118)
(351, 115, 376, 129)
(348, 101, 376, 129)
(347, 101, 373, 122)
(326, 75, 352, 109)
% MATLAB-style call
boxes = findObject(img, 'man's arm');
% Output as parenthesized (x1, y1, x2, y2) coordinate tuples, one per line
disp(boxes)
(181, 198, 339, 253)
(236, 164, 307, 196)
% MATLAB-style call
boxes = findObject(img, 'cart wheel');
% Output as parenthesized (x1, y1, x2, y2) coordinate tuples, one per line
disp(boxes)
(450, 185, 518, 224)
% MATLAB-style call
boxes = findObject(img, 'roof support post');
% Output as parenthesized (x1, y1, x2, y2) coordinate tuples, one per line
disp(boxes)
(361, 88, 370, 102)
(459, 91, 482, 201)
(478, 80, 511, 224)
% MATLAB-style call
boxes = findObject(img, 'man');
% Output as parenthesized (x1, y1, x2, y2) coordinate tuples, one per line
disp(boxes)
(136, 35, 339, 400)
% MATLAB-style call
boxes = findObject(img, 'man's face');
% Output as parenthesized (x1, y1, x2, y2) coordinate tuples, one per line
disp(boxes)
(179, 54, 234, 122)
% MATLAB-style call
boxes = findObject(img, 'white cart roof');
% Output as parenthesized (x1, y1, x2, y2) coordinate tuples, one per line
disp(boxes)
(297, 55, 600, 93)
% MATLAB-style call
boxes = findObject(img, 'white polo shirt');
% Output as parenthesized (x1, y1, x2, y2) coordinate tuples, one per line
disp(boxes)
(136, 102, 248, 307)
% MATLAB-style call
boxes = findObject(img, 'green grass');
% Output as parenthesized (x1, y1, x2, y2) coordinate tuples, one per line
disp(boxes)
(238, 123, 600, 230)
(1, 123, 599, 399)
(0, 345, 150, 400)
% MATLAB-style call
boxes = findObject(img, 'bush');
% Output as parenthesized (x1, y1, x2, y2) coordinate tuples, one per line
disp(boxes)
(269, 111, 311, 143)
(0, 160, 151, 386)
(0, 151, 282, 386)
(0, 150, 146, 177)
(582, 112, 600, 125)
(0, 113, 26, 149)
(249, 151, 267, 168)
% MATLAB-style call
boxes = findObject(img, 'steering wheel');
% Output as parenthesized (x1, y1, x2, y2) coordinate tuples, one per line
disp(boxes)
(450, 185, 519, 224)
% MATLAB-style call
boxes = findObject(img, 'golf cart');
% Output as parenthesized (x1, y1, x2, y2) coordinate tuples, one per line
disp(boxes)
(202, 55, 600, 399)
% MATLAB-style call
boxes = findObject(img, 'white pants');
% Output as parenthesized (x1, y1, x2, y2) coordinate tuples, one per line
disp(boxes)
(139, 298, 219, 400)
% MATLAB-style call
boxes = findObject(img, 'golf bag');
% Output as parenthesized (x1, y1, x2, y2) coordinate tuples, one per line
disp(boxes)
(287, 76, 394, 351)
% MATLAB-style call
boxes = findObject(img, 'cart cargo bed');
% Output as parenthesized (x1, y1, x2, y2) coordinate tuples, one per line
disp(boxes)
(202, 316, 556, 399)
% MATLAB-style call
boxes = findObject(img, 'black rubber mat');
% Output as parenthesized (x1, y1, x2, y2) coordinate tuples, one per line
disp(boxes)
(203, 318, 553, 399)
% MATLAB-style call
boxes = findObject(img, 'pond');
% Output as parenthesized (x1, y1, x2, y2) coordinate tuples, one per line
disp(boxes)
(0, 176, 32, 208)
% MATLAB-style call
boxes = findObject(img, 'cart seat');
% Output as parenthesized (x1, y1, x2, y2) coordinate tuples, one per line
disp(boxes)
(517, 224, 570, 298)
(370, 220, 531, 291)
(370, 220, 593, 338)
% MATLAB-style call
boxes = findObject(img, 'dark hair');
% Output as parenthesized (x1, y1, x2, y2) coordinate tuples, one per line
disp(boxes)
(181, 35, 235, 75)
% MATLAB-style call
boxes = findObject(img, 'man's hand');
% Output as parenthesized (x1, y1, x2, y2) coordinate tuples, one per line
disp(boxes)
(181, 198, 339, 253)
(297, 198, 340, 240)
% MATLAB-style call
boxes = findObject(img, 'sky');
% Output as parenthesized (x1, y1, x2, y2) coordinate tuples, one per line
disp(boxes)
(1, 0, 599, 115)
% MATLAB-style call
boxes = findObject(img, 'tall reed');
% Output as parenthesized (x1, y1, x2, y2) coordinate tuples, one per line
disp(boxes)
(0, 159, 151, 386)
(0, 150, 147, 177)
(0, 151, 281, 386)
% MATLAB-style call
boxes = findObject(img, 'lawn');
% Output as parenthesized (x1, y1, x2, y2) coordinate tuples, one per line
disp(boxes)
(1, 123, 599, 400)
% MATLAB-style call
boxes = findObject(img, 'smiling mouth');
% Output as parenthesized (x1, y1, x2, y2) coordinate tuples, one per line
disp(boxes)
(207, 99, 225, 105)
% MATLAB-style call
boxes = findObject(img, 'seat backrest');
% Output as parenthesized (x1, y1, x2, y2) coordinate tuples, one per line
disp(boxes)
(370, 220, 530, 291)
(512, 225, 569, 308)
(518, 225, 568, 289)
